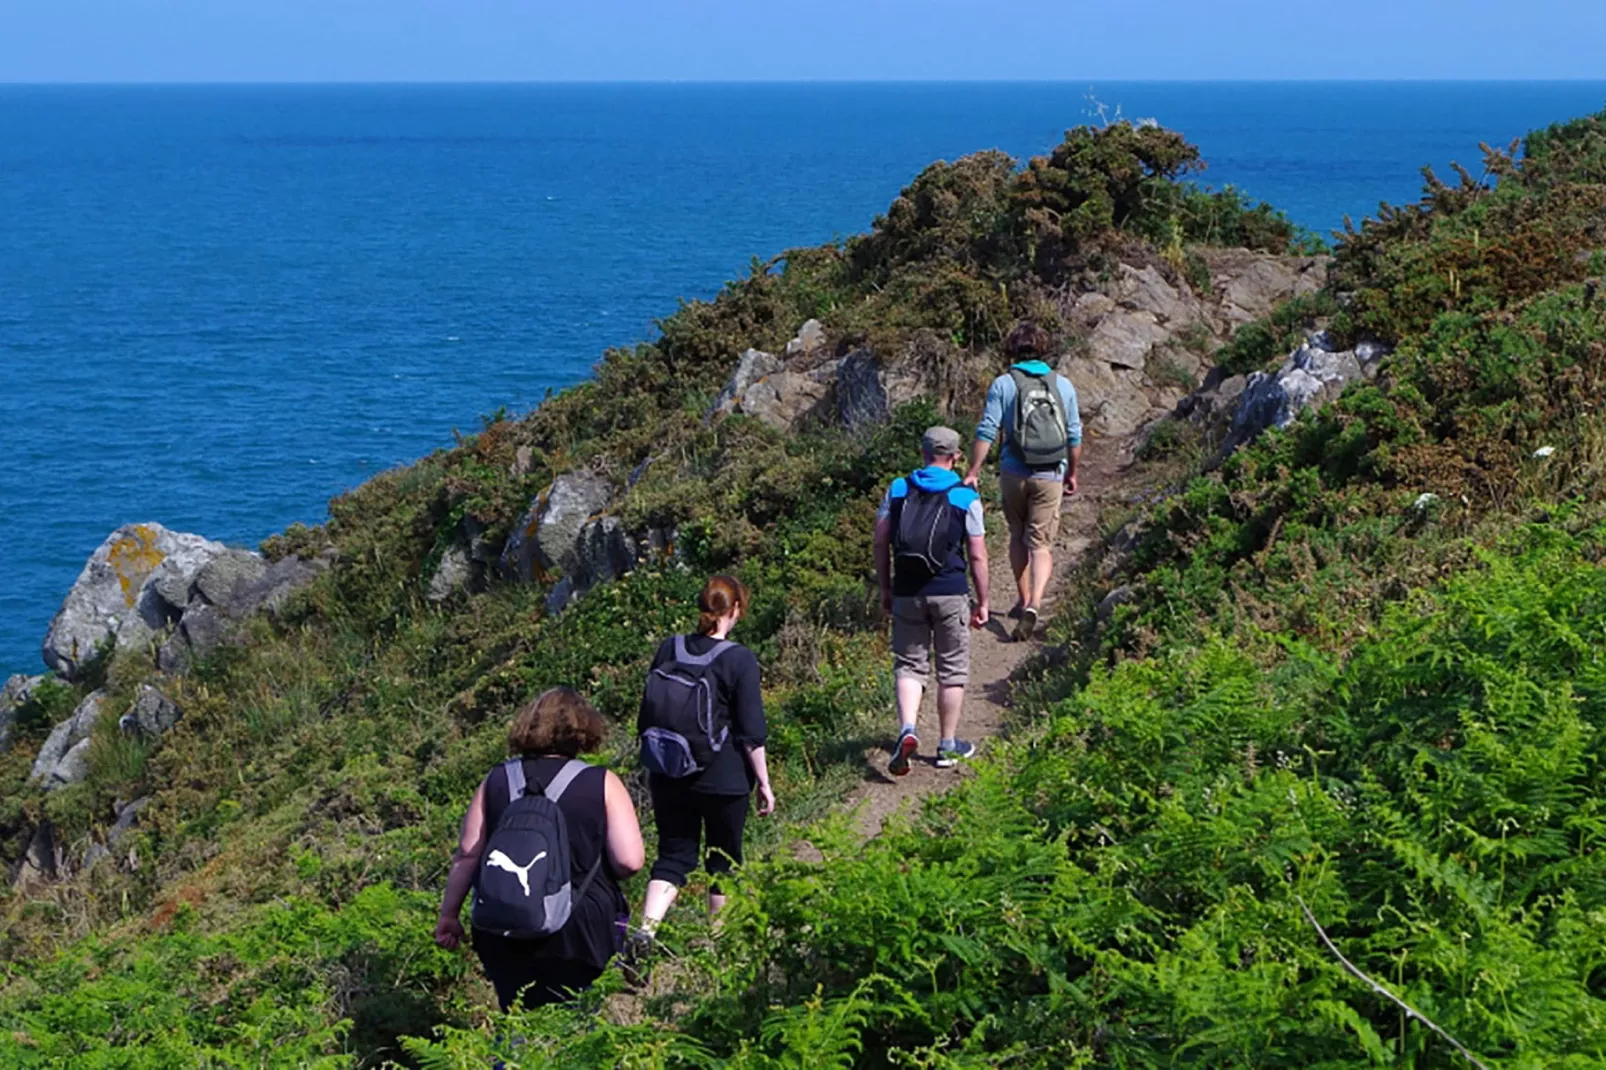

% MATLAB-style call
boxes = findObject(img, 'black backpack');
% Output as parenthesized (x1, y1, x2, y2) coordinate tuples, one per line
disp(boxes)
(892, 480, 960, 585)
(1008, 367, 1070, 469)
(638, 636, 734, 778)
(471, 758, 601, 939)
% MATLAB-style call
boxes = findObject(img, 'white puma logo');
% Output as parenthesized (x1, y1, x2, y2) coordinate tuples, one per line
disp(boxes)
(486, 849, 547, 897)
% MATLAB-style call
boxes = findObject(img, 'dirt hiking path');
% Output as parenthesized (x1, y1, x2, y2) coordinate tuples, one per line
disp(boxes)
(846, 433, 1138, 837)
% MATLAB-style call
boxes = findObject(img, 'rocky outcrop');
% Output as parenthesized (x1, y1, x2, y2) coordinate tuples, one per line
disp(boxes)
(118, 684, 179, 737)
(836, 348, 924, 429)
(501, 471, 614, 584)
(156, 551, 327, 672)
(1058, 254, 1328, 438)
(82, 796, 151, 872)
(426, 517, 496, 602)
(13, 820, 59, 888)
(710, 317, 931, 435)
(43, 524, 228, 681)
(1, 673, 46, 751)
(545, 516, 640, 614)
(1219, 334, 1388, 456)
(31, 689, 108, 789)
(711, 346, 837, 431)
(499, 471, 642, 614)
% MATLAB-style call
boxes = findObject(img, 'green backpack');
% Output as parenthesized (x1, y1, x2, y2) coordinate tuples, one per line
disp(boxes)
(1008, 367, 1069, 469)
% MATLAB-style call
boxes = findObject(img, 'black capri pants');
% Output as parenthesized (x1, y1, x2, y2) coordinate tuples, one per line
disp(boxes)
(648, 777, 750, 890)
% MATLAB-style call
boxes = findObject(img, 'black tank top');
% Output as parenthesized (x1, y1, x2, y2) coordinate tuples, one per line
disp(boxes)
(479, 756, 626, 967)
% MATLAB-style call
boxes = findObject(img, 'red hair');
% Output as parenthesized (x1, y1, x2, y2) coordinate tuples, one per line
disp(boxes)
(697, 575, 749, 635)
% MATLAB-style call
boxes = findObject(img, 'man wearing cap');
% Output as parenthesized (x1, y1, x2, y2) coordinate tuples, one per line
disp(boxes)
(873, 425, 990, 775)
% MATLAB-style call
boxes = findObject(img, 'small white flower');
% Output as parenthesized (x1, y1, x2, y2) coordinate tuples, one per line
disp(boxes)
(1534, 446, 1556, 459)
(1413, 493, 1439, 510)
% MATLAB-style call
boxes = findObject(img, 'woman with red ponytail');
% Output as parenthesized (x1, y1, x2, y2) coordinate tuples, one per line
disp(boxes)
(629, 575, 773, 964)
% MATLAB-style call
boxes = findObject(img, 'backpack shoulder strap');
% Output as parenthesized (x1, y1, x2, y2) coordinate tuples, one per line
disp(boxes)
(502, 757, 527, 799)
(674, 635, 736, 667)
(543, 758, 590, 803)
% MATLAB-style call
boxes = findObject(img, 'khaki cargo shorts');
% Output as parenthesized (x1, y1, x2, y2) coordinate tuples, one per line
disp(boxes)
(1000, 473, 1064, 551)
(891, 594, 971, 687)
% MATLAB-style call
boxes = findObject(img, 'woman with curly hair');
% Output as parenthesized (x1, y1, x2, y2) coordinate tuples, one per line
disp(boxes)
(434, 687, 644, 1010)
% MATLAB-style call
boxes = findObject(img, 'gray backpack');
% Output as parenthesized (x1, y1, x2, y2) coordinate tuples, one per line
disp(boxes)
(1008, 367, 1069, 469)
(638, 636, 735, 778)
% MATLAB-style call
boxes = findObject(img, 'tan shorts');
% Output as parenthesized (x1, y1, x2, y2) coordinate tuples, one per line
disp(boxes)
(891, 594, 971, 687)
(1000, 473, 1064, 551)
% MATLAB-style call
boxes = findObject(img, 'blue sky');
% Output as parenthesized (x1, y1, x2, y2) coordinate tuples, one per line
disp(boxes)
(2, 0, 1603, 82)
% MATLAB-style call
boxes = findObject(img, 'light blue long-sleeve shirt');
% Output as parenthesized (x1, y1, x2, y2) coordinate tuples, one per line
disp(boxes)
(974, 361, 1082, 480)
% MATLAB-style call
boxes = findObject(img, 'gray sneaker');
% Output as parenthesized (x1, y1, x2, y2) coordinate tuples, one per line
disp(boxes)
(935, 738, 977, 768)
(1014, 606, 1039, 642)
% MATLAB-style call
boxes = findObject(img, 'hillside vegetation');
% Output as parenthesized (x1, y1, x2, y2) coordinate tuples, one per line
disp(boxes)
(3, 106, 1605, 1068)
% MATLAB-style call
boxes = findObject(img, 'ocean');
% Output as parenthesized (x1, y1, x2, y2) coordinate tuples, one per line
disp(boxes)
(3, 82, 1604, 677)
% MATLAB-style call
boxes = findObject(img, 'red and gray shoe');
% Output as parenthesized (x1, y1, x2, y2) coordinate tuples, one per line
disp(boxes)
(888, 727, 919, 777)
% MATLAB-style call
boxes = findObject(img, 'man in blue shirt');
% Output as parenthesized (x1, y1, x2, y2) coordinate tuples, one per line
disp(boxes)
(874, 426, 990, 775)
(962, 323, 1082, 642)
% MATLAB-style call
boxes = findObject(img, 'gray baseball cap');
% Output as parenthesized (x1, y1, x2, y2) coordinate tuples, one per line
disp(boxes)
(921, 425, 961, 457)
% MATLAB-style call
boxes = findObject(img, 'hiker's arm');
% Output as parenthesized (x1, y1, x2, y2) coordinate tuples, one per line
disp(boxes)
(742, 744, 775, 815)
(733, 651, 775, 815)
(963, 439, 992, 487)
(603, 770, 645, 878)
(1063, 378, 1083, 493)
(965, 377, 1009, 486)
(874, 514, 894, 613)
(966, 533, 990, 628)
(435, 779, 488, 949)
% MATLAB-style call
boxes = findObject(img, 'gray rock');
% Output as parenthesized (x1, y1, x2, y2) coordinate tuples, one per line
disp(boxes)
(43, 524, 230, 680)
(118, 685, 179, 737)
(31, 689, 107, 785)
(1, 674, 46, 752)
(545, 576, 577, 616)
(709, 346, 840, 431)
(502, 471, 614, 584)
(51, 738, 92, 789)
(545, 517, 640, 617)
(426, 518, 498, 602)
(736, 367, 834, 430)
(193, 549, 269, 611)
(230, 554, 326, 618)
(83, 796, 152, 872)
(13, 821, 58, 888)
(835, 348, 924, 429)
(1214, 254, 1326, 326)
(1086, 309, 1172, 371)
(426, 543, 475, 602)
(711, 348, 784, 417)
(785, 319, 827, 357)
(1059, 355, 1162, 438)
(1175, 371, 1249, 440)
(1096, 585, 1137, 624)
(1221, 338, 1389, 455)
(575, 516, 637, 587)
(1112, 263, 1202, 326)
(512, 444, 535, 478)
(181, 604, 229, 658)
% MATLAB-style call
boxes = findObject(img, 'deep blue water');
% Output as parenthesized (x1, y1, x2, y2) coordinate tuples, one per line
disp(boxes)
(3, 82, 1604, 676)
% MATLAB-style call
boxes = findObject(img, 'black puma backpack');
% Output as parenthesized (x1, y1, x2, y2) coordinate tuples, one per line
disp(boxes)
(471, 758, 601, 939)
